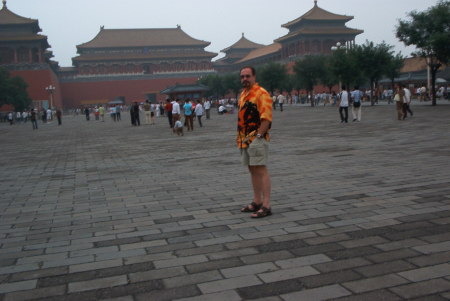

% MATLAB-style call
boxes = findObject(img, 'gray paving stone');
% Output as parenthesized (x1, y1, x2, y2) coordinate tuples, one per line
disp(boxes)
(173, 290, 242, 301)
(128, 266, 186, 283)
(163, 270, 223, 288)
(354, 259, 415, 277)
(275, 254, 332, 269)
(389, 278, 450, 299)
(281, 284, 351, 301)
(198, 275, 263, 294)
(221, 262, 278, 278)
(2, 285, 66, 301)
(258, 265, 319, 283)
(342, 274, 410, 293)
(397, 263, 450, 282)
(0, 279, 37, 293)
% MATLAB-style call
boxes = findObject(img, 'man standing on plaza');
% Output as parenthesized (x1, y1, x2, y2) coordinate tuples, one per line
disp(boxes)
(338, 85, 349, 123)
(171, 98, 181, 129)
(204, 99, 211, 120)
(402, 84, 413, 119)
(165, 98, 173, 128)
(277, 92, 285, 112)
(351, 86, 363, 122)
(143, 100, 152, 124)
(238, 66, 273, 218)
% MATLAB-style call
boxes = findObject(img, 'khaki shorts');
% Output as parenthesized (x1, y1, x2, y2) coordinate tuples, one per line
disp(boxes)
(240, 138, 269, 166)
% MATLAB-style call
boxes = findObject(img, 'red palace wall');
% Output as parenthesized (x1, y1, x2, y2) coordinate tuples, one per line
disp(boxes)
(10, 69, 63, 109)
(61, 76, 199, 108)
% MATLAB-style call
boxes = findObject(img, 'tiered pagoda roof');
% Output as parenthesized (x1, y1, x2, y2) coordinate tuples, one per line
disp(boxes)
(276, 0, 363, 43)
(0, 1, 49, 47)
(236, 43, 282, 64)
(221, 33, 264, 53)
(77, 27, 212, 48)
(73, 26, 217, 64)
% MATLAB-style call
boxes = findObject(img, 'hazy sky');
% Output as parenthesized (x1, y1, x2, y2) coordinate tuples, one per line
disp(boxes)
(6, 0, 440, 67)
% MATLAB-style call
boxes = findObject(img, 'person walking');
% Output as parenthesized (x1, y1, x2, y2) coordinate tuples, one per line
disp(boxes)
(402, 84, 413, 119)
(30, 109, 38, 129)
(183, 99, 194, 131)
(165, 98, 173, 128)
(351, 86, 363, 122)
(194, 99, 204, 127)
(204, 99, 211, 120)
(171, 99, 181, 129)
(338, 86, 349, 123)
(394, 85, 405, 120)
(132, 102, 140, 126)
(237, 66, 273, 219)
(277, 93, 285, 112)
(99, 105, 105, 122)
(56, 108, 62, 125)
(84, 107, 90, 121)
(143, 100, 151, 124)
(150, 102, 155, 125)
(7, 112, 13, 125)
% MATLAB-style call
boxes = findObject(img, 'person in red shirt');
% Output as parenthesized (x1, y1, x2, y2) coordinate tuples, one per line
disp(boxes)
(165, 98, 173, 128)
(237, 66, 273, 218)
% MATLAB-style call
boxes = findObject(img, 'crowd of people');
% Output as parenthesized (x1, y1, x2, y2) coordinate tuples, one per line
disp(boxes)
(2, 107, 62, 128)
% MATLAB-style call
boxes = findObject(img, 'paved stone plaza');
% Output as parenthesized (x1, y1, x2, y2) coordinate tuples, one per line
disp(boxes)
(0, 102, 449, 301)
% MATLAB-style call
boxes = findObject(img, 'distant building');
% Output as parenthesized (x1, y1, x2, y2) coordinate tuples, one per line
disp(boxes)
(0, 0, 62, 109)
(214, 33, 264, 73)
(221, 0, 363, 71)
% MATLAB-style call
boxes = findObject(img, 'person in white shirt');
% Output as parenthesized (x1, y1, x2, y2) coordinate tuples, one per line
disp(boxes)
(402, 84, 413, 119)
(194, 100, 204, 127)
(173, 119, 183, 136)
(204, 99, 211, 119)
(338, 85, 349, 123)
(171, 99, 181, 128)
(218, 105, 227, 114)
(277, 93, 285, 112)
(46, 108, 52, 121)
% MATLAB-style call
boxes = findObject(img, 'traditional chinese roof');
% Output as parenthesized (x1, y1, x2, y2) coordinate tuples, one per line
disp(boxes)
(72, 50, 217, 63)
(281, 1, 353, 30)
(160, 83, 209, 95)
(221, 33, 265, 53)
(236, 43, 282, 63)
(0, 2, 41, 32)
(401, 57, 429, 73)
(275, 26, 363, 43)
(77, 27, 212, 49)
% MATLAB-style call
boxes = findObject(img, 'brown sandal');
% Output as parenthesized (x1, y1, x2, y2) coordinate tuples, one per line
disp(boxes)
(251, 206, 272, 218)
(241, 202, 262, 213)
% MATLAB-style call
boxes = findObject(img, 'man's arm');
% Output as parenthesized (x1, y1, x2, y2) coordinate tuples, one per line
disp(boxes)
(258, 119, 271, 136)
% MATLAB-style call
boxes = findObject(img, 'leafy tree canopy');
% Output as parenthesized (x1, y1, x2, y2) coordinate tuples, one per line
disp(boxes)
(0, 67, 31, 111)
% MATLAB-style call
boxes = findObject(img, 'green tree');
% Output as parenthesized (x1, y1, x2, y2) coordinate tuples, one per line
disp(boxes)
(257, 62, 288, 95)
(354, 41, 394, 105)
(396, 0, 450, 105)
(222, 72, 241, 99)
(385, 53, 405, 91)
(198, 74, 226, 99)
(329, 46, 360, 93)
(293, 55, 325, 106)
(0, 67, 31, 111)
(318, 55, 338, 93)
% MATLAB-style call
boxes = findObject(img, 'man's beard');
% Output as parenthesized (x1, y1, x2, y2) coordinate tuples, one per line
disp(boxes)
(242, 81, 250, 88)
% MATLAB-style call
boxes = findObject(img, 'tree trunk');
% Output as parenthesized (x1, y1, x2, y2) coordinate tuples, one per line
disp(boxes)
(431, 68, 437, 106)
(370, 80, 375, 106)
(309, 91, 314, 107)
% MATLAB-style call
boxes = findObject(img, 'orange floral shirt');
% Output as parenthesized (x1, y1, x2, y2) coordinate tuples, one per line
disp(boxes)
(237, 83, 273, 149)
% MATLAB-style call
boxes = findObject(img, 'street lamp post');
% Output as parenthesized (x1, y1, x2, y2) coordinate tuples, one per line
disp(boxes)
(331, 42, 347, 92)
(45, 85, 56, 109)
